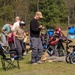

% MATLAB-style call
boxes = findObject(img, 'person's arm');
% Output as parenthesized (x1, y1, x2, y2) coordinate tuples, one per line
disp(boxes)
(1, 29, 7, 36)
(11, 22, 17, 31)
(1, 25, 8, 36)
(11, 24, 15, 31)
(24, 32, 26, 37)
(14, 31, 22, 38)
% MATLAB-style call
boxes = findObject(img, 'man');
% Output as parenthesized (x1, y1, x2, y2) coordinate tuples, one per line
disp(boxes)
(14, 21, 26, 60)
(1, 23, 12, 46)
(11, 16, 20, 31)
(30, 11, 44, 64)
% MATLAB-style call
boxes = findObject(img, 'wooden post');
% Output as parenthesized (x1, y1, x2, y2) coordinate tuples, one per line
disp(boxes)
(37, 0, 39, 11)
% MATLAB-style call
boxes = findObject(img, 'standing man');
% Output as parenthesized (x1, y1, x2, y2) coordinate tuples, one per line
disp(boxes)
(30, 11, 44, 64)
(11, 16, 20, 31)
(14, 21, 26, 60)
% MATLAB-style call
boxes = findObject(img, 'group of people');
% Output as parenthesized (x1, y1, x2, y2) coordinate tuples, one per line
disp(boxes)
(1, 16, 26, 60)
(1, 11, 64, 64)
(0, 11, 44, 63)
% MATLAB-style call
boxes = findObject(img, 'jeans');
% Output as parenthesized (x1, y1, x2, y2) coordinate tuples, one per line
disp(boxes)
(30, 37, 43, 63)
(15, 38, 25, 59)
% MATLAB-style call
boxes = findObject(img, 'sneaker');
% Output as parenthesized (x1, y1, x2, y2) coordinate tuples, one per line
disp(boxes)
(37, 61, 43, 64)
(23, 52, 27, 56)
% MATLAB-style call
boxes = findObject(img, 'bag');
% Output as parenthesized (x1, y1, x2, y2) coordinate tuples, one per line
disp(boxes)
(8, 33, 14, 43)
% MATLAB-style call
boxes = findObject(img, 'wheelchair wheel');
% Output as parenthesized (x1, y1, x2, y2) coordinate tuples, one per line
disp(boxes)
(58, 49, 64, 57)
(65, 53, 71, 63)
(70, 56, 75, 64)
(47, 48, 54, 56)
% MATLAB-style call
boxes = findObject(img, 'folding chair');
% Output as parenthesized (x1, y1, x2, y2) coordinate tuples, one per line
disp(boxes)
(0, 44, 20, 71)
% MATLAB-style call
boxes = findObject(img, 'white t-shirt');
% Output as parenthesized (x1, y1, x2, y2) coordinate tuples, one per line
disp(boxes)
(11, 21, 20, 31)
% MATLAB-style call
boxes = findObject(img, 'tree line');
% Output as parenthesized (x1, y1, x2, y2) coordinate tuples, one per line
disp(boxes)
(0, 0, 75, 29)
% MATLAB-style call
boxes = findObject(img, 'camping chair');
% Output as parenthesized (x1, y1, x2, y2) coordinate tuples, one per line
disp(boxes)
(66, 26, 75, 64)
(0, 44, 20, 71)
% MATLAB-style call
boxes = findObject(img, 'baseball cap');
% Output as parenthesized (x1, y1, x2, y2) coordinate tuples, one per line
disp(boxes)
(19, 21, 26, 26)
(36, 11, 43, 18)
(55, 27, 61, 33)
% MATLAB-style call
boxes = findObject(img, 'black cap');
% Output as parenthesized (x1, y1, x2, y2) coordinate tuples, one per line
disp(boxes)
(19, 21, 26, 26)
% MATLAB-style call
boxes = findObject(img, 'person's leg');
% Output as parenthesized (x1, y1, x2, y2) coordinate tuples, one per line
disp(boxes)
(30, 37, 38, 63)
(23, 42, 27, 55)
(36, 38, 43, 62)
(15, 38, 22, 59)
(20, 40, 26, 55)
(9, 43, 15, 50)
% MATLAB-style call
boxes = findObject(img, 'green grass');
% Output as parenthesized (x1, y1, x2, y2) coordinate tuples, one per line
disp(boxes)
(0, 30, 75, 75)
(0, 52, 75, 75)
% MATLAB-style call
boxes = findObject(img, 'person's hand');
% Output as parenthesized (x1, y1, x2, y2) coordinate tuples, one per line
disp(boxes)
(39, 25, 43, 28)
(5, 33, 8, 36)
(39, 25, 45, 29)
(10, 25, 12, 28)
(42, 27, 45, 29)
(56, 38, 59, 42)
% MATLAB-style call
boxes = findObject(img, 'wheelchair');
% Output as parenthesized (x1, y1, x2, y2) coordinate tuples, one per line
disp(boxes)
(66, 26, 75, 64)
(0, 44, 20, 71)
(46, 35, 65, 57)
(45, 28, 65, 57)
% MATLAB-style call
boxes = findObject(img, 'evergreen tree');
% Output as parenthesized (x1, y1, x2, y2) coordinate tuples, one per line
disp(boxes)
(39, 0, 68, 28)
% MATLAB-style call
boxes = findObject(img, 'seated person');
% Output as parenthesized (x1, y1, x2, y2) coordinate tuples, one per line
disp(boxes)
(48, 27, 66, 56)
(54, 27, 66, 56)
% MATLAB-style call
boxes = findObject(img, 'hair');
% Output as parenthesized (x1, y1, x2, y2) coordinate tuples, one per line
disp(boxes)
(15, 16, 20, 21)
(35, 11, 43, 18)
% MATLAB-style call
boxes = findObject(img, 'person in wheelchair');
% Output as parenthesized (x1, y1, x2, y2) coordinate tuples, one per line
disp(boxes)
(47, 27, 66, 57)
(54, 27, 66, 56)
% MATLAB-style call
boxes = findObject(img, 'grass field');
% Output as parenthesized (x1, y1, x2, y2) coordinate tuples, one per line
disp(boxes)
(0, 31, 75, 75)
(0, 52, 75, 75)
